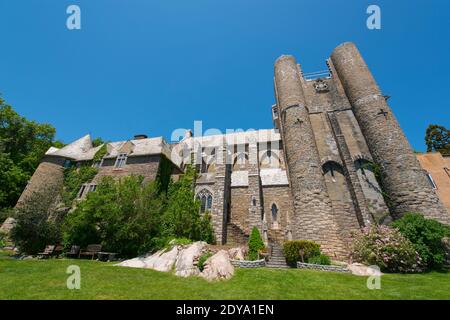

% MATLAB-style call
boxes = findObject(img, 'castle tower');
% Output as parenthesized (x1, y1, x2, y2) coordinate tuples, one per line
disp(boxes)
(330, 42, 449, 224)
(274, 55, 347, 257)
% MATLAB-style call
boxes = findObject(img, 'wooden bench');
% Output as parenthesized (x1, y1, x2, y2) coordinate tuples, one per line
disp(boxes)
(79, 244, 102, 260)
(65, 245, 81, 258)
(37, 245, 56, 259)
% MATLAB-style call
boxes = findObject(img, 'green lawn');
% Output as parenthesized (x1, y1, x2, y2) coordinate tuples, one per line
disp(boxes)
(0, 250, 449, 300)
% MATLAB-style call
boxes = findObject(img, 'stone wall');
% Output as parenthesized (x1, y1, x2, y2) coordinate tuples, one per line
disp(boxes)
(92, 155, 160, 184)
(261, 185, 292, 239)
(297, 262, 350, 273)
(15, 155, 66, 209)
(231, 259, 266, 268)
(330, 42, 449, 225)
(274, 55, 348, 259)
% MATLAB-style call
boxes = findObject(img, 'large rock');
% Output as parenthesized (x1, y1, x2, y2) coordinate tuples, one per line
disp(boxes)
(0, 217, 16, 234)
(117, 245, 179, 272)
(348, 263, 383, 276)
(200, 250, 234, 281)
(228, 247, 246, 260)
(175, 242, 206, 277)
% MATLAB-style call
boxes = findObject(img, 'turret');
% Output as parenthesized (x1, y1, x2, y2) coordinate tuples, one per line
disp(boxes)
(330, 42, 449, 224)
(274, 55, 347, 257)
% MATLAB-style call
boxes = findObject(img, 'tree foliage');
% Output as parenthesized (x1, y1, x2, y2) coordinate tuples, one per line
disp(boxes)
(248, 227, 265, 261)
(63, 175, 165, 257)
(0, 98, 59, 209)
(10, 188, 62, 254)
(425, 124, 449, 155)
(391, 213, 450, 270)
(161, 165, 214, 243)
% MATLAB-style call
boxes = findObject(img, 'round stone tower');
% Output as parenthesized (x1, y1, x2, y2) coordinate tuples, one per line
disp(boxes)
(330, 42, 449, 224)
(274, 55, 347, 257)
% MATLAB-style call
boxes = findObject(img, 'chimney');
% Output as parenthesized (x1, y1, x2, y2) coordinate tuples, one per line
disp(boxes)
(133, 134, 148, 140)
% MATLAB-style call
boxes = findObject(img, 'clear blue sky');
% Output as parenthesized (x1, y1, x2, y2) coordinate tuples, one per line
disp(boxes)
(1, 0, 449, 151)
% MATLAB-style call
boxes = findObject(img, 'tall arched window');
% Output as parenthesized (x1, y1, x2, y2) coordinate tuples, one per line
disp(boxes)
(197, 189, 213, 213)
(271, 203, 278, 222)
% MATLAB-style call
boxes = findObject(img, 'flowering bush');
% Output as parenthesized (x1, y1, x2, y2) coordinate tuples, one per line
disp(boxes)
(351, 225, 423, 273)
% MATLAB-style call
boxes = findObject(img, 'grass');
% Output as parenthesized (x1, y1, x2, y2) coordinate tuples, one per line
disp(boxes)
(0, 250, 449, 300)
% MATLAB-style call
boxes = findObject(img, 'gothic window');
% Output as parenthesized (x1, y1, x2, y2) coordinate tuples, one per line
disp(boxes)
(197, 189, 213, 213)
(271, 203, 278, 222)
(207, 194, 213, 210)
(115, 153, 128, 168)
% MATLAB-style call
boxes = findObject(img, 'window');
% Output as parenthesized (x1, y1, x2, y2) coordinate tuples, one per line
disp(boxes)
(197, 189, 213, 213)
(115, 153, 128, 168)
(63, 159, 72, 168)
(271, 203, 278, 222)
(445, 167, 450, 178)
(207, 194, 213, 210)
(426, 173, 437, 189)
(89, 184, 97, 192)
(77, 185, 86, 199)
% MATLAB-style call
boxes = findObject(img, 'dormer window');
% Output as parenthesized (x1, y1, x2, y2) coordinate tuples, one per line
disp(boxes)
(115, 153, 128, 168)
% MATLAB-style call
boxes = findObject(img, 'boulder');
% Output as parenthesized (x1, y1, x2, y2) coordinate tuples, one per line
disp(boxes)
(175, 241, 206, 277)
(200, 250, 234, 281)
(117, 245, 179, 272)
(228, 247, 245, 260)
(348, 263, 383, 276)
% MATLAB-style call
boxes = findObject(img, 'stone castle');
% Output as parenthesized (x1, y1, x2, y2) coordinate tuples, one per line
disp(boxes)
(3, 42, 449, 259)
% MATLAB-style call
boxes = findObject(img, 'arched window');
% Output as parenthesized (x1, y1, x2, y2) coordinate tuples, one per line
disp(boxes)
(271, 203, 278, 222)
(197, 189, 213, 213)
(207, 194, 213, 210)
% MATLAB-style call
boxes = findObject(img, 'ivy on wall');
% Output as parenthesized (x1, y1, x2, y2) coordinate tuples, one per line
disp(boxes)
(92, 144, 107, 163)
(156, 155, 174, 194)
(62, 164, 98, 206)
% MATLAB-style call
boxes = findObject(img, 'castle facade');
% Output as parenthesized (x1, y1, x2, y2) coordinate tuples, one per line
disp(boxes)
(4, 42, 449, 259)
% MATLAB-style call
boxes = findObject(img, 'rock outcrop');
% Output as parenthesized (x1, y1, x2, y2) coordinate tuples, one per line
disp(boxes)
(175, 241, 206, 277)
(116, 245, 179, 272)
(118, 242, 238, 281)
(200, 250, 234, 281)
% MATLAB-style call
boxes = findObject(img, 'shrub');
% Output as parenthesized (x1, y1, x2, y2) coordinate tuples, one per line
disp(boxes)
(0, 231, 6, 248)
(63, 175, 164, 258)
(161, 165, 214, 243)
(351, 225, 422, 273)
(283, 240, 321, 265)
(197, 252, 213, 271)
(11, 190, 62, 255)
(248, 227, 265, 261)
(391, 213, 450, 269)
(308, 254, 331, 266)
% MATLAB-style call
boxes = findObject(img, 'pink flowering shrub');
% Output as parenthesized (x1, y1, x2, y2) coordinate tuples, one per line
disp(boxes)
(351, 225, 423, 273)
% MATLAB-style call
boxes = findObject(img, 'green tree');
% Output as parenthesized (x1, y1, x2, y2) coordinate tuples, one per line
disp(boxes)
(425, 124, 449, 155)
(248, 227, 265, 261)
(10, 188, 62, 254)
(161, 165, 214, 243)
(0, 97, 57, 209)
(63, 175, 165, 257)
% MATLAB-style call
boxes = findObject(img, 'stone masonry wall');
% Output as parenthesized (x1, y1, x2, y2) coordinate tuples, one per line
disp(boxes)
(92, 155, 160, 184)
(331, 42, 449, 225)
(274, 55, 348, 259)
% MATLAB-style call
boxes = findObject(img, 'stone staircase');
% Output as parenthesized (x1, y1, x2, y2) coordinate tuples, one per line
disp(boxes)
(226, 223, 248, 246)
(266, 241, 289, 269)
